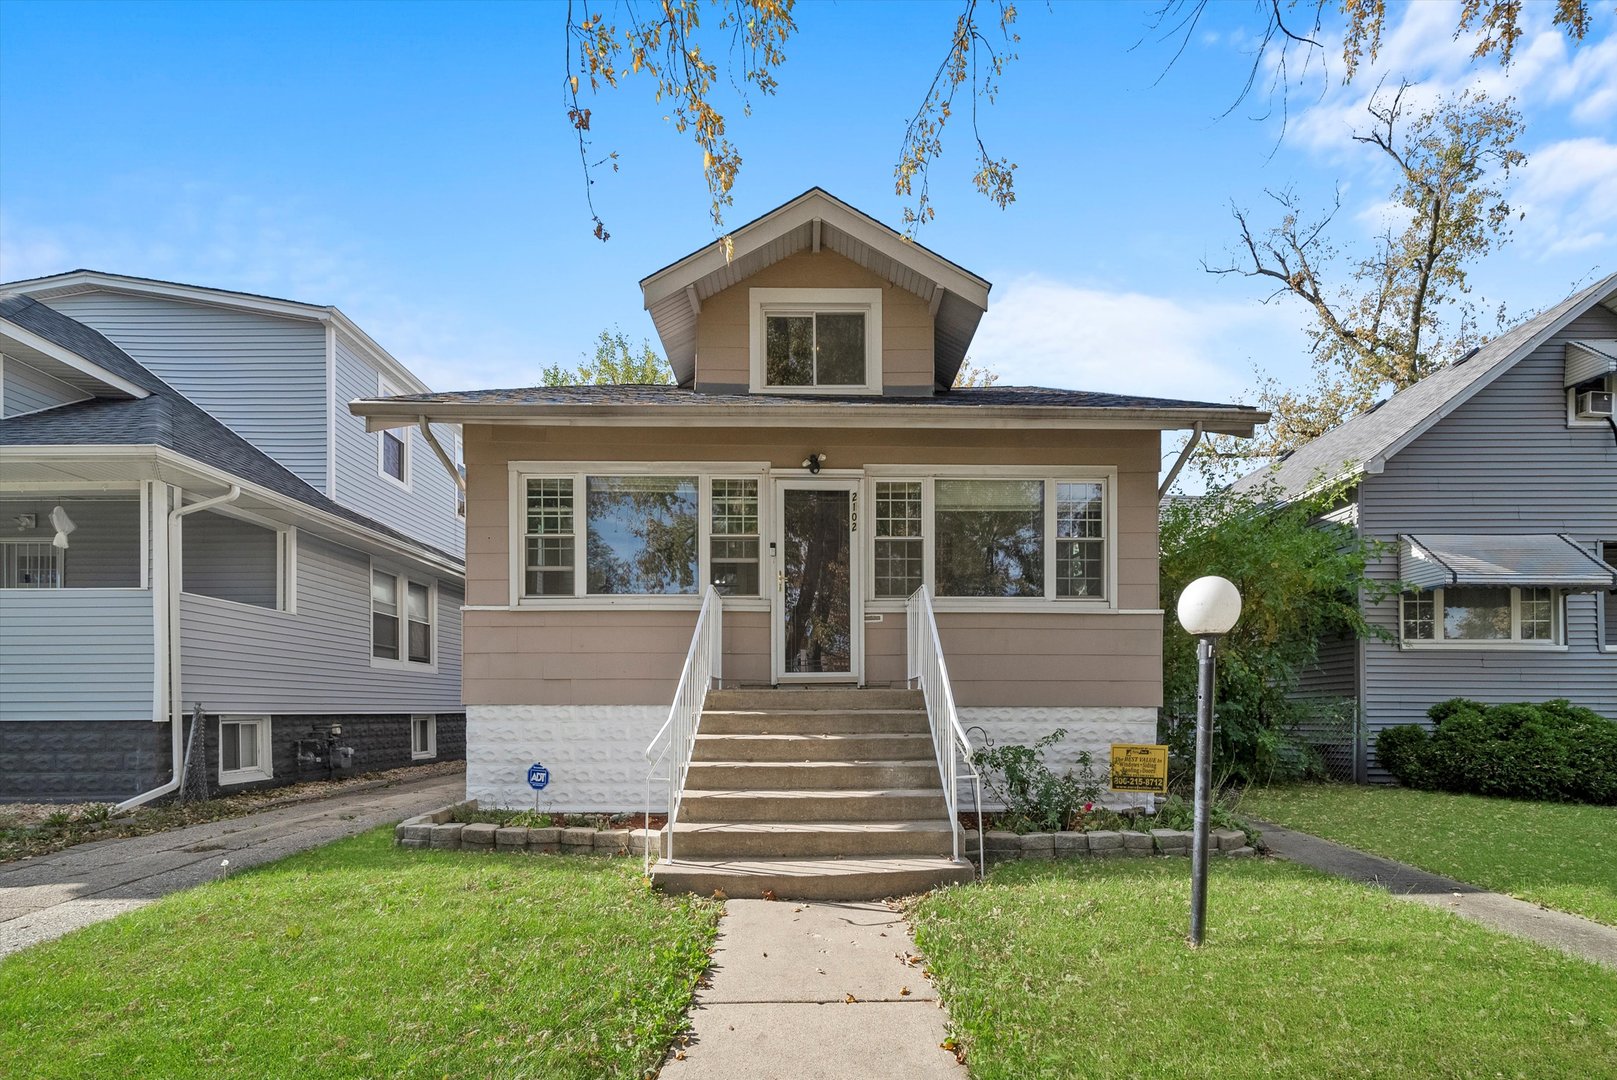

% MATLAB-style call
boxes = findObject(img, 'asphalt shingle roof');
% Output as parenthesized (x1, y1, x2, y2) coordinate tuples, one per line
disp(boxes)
(377, 383, 1255, 413)
(1231, 272, 1617, 498)
(0, 296, 461, 567)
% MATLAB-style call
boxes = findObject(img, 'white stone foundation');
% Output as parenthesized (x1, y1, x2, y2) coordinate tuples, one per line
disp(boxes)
(467, 704, 670, 812)
(957, 706, 1159, 811)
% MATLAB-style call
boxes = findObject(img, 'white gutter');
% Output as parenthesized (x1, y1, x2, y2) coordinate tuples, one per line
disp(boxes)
(1158, 422, 1204, 500)
(417, 417, 464, 493)
(115, 485, 242, 813)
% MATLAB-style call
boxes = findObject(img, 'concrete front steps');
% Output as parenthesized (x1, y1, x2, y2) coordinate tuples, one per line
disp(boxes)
(651, 688, 974, 901)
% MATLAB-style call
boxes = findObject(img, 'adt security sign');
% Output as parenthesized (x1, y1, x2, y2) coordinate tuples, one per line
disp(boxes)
(527, 762, 550, 791)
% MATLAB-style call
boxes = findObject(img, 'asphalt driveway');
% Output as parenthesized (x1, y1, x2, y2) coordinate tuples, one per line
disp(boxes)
(0, 770, 462, 957)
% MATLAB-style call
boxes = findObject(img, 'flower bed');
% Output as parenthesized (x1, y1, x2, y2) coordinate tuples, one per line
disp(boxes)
(964, 826, 1257, 863)
(394, 801, 665, 857)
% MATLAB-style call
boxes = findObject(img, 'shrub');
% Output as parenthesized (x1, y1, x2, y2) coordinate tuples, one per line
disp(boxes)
(970, 729, 1104, 833)
(1377, 699, 1617, 804)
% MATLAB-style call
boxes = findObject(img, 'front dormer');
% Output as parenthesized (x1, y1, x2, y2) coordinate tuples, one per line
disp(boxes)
(640, 188, 991, 396)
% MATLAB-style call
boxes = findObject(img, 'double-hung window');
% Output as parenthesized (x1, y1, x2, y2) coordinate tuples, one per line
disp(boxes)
(518, 472, 764, 601)
(750, 289, 882, 393)
(1604, 542, 1617, 651)
(1399, 586, 1562, 646)
(373, 568, 434, 665)
(868, 474, 1112, 604)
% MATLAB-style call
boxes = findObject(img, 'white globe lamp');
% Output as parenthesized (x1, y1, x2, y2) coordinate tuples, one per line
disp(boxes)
(1176, 574, 1243, 948)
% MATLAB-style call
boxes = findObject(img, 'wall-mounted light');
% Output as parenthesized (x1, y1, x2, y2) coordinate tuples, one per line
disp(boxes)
(801, 453, 826, 474)
(14, 514, 36, 532)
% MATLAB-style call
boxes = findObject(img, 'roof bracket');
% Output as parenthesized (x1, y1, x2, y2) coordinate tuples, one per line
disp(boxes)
(684, 285, 701, 318)
(928, 286, 945, 319)
(1158, 422, 1203, 500)
(418, 418, 464, 492)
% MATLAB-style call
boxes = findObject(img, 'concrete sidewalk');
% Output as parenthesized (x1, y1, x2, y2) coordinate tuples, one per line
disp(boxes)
(657, 899, 967, 1080)
(0, 771, 463, 957)
(1255, 819, 1617, 969)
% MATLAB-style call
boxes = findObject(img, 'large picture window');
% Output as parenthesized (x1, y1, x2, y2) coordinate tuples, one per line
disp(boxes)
(935, 479, 1044, 598)
(586, 476, 698, 595)
(1400, 586, 1562, 645)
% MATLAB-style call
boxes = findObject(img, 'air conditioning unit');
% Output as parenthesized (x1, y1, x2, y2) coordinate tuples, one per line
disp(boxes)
(1576, 390, 1614, 419)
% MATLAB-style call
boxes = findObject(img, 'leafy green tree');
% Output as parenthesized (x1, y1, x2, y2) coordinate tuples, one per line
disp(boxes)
(541, 328, 673, 386)
(1159, 478, 1389, 783)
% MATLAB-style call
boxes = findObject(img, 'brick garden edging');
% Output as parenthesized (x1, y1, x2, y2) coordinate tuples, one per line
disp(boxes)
(396, 802, 1258, 863)
(966, 827, 1258, 863)
(394, 801, 663, 857)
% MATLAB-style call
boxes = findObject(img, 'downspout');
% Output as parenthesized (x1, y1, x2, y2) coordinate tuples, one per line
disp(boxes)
(1158, 422, 1204, 501)
(417, 417, 464, 492)
(116, 485, 242, 813)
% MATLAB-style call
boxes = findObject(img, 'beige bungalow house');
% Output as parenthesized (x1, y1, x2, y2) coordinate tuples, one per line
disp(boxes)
(354, 188, 1264, 896)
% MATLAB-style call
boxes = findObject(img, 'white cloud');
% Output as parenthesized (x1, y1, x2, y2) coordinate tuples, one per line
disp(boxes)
(969, 275, 1306, 407)
(1511, 136, 1617, 258)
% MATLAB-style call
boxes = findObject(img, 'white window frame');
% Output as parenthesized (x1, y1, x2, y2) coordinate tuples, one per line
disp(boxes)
(218, 715, 273, 785)
(179, 503, 298, 614)
(1566, 372, 1616, 429)
(748, 288, 883, 395)
(411, 714, 438, 760)
(1602, 541, 1616, 655)
(508, 462, 772, 610)
(0, 538, 63, 588)
(371, 561, 439, 671)
(861, 466, 1119, 613)
(376, 376, 412, 490)
(1398, 586, 1567, 649)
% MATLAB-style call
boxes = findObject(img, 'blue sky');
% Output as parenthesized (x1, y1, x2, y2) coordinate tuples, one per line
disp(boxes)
(3, 0, 1613, 425)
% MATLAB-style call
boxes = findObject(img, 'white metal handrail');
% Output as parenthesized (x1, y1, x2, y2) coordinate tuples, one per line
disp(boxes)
(906, 585, 985, 875)
(643, 586, 723, 872)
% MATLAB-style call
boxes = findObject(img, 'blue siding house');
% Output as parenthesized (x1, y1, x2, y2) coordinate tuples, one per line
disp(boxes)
(0, 271, 467, 805)
(1235, 273, 1617, 781)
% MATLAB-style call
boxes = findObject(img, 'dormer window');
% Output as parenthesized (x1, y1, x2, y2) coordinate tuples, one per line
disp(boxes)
(750, 288, 882, 394)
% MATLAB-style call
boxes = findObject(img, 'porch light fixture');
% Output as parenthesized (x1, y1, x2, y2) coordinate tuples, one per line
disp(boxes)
(1176, 575, 1242, 948)
(801, 453, 826, 474)
(13, 514, 36, 532)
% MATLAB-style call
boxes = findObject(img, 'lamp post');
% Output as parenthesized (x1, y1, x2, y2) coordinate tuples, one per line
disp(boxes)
(1176, 575, 1243, 948)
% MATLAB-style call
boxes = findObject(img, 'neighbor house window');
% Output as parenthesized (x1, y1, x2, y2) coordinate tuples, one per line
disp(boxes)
(411, 715, 437, 760)
(220, 717, 272, 784)
(750, 289, 882, 393)
(0, 541, 61, 588)
(1569, 373, 1615, 426)
(873, 481, 924, 599)
(710, 478, 760, 597)
(1604, 542, 1616, 649)
(934, 479, 1044, 597)
(1400, 587, 1562, 645)
(373, 568, 434, 665)
(377, 379, 409, 485)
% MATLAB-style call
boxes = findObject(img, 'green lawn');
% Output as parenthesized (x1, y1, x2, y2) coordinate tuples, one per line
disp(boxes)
(910, 859, 1617, 1080)
(1241, 783, 1617, 926)
(0, 829, 720, 1080)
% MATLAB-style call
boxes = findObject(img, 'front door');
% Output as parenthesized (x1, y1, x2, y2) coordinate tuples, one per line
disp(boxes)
(772, 479, 862, 683)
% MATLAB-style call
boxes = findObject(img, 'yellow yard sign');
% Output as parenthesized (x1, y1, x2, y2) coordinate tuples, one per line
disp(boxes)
(1109, 743, 1169, 794)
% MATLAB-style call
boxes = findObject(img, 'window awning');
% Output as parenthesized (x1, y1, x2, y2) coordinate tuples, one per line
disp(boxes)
(1399, 534, 1617, 591)
(1565, 340, 1617, 387)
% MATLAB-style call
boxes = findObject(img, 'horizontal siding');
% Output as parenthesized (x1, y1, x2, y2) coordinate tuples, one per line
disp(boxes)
(1355, 305, 1617, 779)
(179, 532, 462, 713)
(0, 590, 154, 720)
(43, 292, 329, 491)
(2, 356, 89, 416)
(182, 510, 278, 608)
(0, 496, 141, 587)
(331, 333, 464, 555)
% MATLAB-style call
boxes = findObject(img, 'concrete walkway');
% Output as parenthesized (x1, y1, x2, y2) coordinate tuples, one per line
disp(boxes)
(0, 771, 463, 958)
(657, 899, 967, 1080)
(1255, 819, 1617, 969)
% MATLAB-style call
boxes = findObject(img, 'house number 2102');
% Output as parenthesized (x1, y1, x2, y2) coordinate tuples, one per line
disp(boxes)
(850, 492, 858, 533)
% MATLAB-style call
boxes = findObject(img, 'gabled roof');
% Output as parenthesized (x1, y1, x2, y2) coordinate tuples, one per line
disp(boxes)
(350, 383, 1268, 436)
(0, 268, 432, 395)
(640, 188, 993, 389)
(0, 296, 461, 568)
(1232, 272, 1617, 498)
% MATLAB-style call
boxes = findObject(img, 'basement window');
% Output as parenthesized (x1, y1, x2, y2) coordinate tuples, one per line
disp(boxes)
(412, 715, 437, 760)
(219, 717, 272, 784)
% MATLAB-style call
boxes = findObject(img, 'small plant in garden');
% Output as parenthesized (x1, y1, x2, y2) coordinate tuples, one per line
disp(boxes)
(1150, 793, 1261, 847)
(970, 730, 1104, 833)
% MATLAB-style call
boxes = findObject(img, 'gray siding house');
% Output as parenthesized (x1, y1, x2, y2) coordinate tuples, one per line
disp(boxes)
(1235, 274, 1617, 781)
(0, 271, 467, 804)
